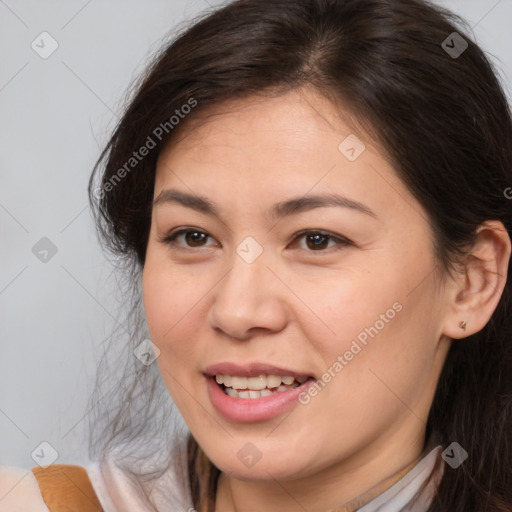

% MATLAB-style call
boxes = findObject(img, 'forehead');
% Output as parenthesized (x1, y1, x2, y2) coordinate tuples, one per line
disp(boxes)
(153, 88, 422, 225)
(158, 89, 356, 175)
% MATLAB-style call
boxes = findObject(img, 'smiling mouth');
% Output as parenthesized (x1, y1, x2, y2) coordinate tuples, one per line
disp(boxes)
(215, 374, 313, 399)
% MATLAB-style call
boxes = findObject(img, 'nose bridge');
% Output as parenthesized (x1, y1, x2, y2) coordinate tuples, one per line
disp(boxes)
(219, 236, 270, 310)
(208, 235, 287, 338)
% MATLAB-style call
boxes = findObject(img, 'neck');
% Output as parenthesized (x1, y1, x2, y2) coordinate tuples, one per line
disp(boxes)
(215, 435, 427, 512)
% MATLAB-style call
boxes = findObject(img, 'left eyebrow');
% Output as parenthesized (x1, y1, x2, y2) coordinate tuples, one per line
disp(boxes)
(270, 193, 377, 220)
(153, 189, 377, 221)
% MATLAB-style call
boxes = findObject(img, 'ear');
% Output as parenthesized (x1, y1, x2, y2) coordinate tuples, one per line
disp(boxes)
(443, 220, 511, 340)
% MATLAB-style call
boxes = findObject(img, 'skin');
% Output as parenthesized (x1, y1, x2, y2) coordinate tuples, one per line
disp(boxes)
(141, 86, 510, 512)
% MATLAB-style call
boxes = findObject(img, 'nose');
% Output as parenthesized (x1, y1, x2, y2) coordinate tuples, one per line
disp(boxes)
(207, 245, 288, 340)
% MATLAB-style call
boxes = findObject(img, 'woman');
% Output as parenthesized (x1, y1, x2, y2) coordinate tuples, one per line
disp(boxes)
(1, 0, 511, 510)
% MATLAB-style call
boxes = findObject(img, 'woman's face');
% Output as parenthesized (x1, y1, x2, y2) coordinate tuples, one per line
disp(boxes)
(142, 87, 452, 488)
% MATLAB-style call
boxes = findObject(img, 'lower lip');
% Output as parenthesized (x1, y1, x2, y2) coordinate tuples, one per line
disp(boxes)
(206, 376, 314, 423)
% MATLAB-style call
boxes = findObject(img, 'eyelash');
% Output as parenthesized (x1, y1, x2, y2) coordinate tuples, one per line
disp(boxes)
(158, 227, 352, 254)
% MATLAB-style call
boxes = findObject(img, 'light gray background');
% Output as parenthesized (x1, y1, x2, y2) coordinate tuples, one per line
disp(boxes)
(1, 0, 511, 469)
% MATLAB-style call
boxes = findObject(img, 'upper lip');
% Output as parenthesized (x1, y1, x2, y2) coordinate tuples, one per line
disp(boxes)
(203, 362, 313, 379)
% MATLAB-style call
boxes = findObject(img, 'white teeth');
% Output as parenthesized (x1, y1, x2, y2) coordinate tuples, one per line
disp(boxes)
(223, 383, 300, 399)
(230, 376, 248, 389)
(215, 373, 312, 399)
(215, 373, 308, 391)
(225, 387, 238, 398)
(266, 375, 282, 388)
(247, 375, 267, 390)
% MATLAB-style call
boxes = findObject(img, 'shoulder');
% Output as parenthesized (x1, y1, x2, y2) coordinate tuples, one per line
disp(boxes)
(0, 466, 50, 512)
(84, 441, 194, 511)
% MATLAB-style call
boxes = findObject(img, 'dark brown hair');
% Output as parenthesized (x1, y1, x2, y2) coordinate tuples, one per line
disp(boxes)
(88, 0, 512, 510)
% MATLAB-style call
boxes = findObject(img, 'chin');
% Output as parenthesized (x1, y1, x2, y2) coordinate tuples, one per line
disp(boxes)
(203, 441, 314, 482)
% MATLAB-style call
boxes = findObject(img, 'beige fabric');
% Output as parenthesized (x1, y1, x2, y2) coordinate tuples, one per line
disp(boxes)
(0, 466, 49, 512)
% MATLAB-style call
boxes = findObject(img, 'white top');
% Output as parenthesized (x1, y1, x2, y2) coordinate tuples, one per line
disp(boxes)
(0, 443, 444, 511)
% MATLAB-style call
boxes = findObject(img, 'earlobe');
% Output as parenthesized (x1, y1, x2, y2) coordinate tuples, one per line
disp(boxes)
(443, 220, 511, 340)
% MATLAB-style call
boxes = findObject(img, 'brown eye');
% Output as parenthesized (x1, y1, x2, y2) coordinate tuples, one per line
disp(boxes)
(305, 233, 330, 250)
(184, 231, 208, 247)
(161, 228, 216, 249)
(292, 230, 351, 252)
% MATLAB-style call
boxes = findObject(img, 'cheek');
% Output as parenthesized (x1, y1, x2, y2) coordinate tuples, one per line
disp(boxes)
(142, 268, 171, 341)
(319, 293, 436, 424)
(307, 267, 436, 403)
(142, 263, 199, 408)
(141, 252, 219, 398)
(142, 254, 200, 342)
(302, 267, 400, 354)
